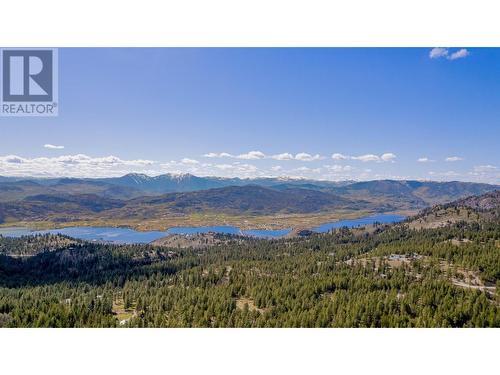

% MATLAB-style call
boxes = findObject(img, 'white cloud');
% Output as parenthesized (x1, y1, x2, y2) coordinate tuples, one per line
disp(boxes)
(417, 157, 434, 163)
(296, 166, 311, 172)
(429, 171, 461, 178)
(0, 154, 155, 178)
(203, 150, 397, 163)
(205, 150, 328, 162)
(181, 158, 199, 165)
(325, 164, 353, 172)
(273, 152, 324, 161)
(236, 151, 266, 160)
(203, 152, 219, 158)
(331, 153, 349, 161)
(214, 163, 258, 174)
(204, 151, 266, 160)
(294, 153, 323, 161)
(468, 165, 499, 184)
(445, 156, 464, 162)
(203, 152, 233, 158)
(473, 165, 497, 172)
(330, 152, 396, 163)
(214, 164, 234, 170)
(380, 153, 396, 162)
(157, 158, 498, 183)
(429, 47, 470, 61)
(429, 47, 449, 59)
(352, 154, 380, 162)
(448, 48, 470, 60)
(294, 166, 321, 174)
(44, 144, 65, 150)
(271, 153, 294, 161)
(2, 151, 495, 183)
(1, 155, 25, 164)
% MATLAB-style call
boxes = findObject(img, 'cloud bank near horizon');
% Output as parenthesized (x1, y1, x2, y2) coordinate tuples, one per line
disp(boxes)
(0, 151, 498, 184)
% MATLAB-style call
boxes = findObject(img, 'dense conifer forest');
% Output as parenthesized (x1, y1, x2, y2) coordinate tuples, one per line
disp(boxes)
(0, 202, 499, 328)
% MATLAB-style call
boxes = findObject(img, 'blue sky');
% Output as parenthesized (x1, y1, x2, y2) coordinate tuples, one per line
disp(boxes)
(1, 48, 499, 182)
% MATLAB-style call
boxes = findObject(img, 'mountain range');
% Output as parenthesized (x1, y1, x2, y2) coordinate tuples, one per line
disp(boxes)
(0, 174, 498, 223)
(0, 173, 352, 197)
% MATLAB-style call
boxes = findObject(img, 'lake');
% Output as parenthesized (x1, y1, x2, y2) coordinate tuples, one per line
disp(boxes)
(0, 214, 405, 244)
(0, 226, 169, 244)
(312, 214, 406, 232)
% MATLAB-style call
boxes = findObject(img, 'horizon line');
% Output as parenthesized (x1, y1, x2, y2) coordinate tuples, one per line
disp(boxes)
(0, 173, 498, 186)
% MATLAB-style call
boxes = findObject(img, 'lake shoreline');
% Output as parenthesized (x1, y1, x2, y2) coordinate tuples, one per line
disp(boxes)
(0, 209, 415, 233)
(0, 214, 406, 244)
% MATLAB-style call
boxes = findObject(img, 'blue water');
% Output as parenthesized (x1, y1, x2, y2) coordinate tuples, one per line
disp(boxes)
(242, 228, 293, 238)
(0, 226, 168, 244)
(0, 214, 405, 244)
(312, 214, 406, 233)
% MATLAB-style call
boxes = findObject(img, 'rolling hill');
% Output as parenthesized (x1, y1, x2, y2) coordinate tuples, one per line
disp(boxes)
(452, 190, 500, 211)
(331, 179, 498, 205)
(406, 189, 499, 229)
(122, 185, 361, 215)
(0, 173, 352, 196)
(0, 174, 498, 224)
